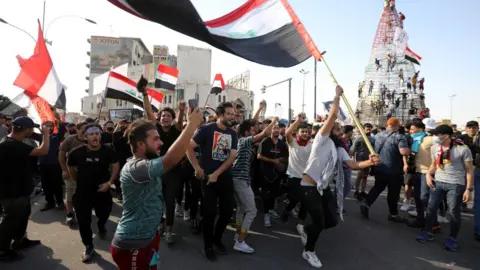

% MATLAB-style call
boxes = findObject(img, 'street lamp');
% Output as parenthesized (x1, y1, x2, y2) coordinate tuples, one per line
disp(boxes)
(262, 78, 293, 123)
(44, 15, 97, 45)
(0, 17, 37, 43)
(300, 69, 310, 112)
(448, 94, 456, 121)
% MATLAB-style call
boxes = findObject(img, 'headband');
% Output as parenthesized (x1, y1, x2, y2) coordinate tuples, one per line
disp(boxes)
(85, 127, 101, 135)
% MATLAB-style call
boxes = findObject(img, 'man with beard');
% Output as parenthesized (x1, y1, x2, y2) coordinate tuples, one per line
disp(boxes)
(38, 120, 66, 211)
(352, 123, 375, 201)
(186, 102, 238, 261)
(257, 122, 289, 228)
(112, 119, 132, 202)
(281, 113, 311, 239)
(111, 109, 203, 269)
(67, 123, 120, 262)
(360, 117, 411, 221)
(101, 120, 115, 145)
(0, 117, 49, 262)
(59, 121, 88, 225)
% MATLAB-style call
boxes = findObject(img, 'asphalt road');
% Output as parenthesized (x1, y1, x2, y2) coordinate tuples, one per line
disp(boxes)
(2, 176, 480, 270)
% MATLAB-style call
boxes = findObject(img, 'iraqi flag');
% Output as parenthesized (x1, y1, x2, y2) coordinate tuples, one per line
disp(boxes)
(13, 20, 66, 110)
(405, 46, 422, 65)
(155, 64, 178, 90)
(105, 72, 164, 111)
(210, 74, 225, 95)
(108, 0, 322, 67)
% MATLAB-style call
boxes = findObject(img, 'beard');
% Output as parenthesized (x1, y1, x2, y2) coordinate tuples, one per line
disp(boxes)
(221, 119, 231, 128)
(329, 133, 344, 148)
(145, 146, 160, 160)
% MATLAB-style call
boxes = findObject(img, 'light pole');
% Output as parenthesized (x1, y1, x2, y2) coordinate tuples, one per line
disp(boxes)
(449, 94, 456, 121)
(313, 51, 326, 122)
(261, 78, 293, 123)
(44, 15, 96, 45)
(0, 18, 37, 43)
(300, 69, 309, 113)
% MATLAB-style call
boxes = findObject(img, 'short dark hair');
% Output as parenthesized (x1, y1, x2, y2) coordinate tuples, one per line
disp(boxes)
(159, 107, 176, 119)
(364, 123, 373, 128)
(237, 120, 252, 136)
(85, 118, 95, 123)
(76, 121, 88, 130)
(216, 102, 234, 116)
(411, 118, 426, 130)
(312, 125, 320, 131)
(263, 119, 272, 125)
(104, 120, 114, 126)
(278, 123, 286, 128)
(126, 119, 157, 152)
(298, 123, 309, 130)
(343, 125, 354, 134)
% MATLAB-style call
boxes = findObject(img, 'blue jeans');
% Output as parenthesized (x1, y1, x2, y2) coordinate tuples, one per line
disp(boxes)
(343, 168, 352, 199)
(425, 182, 465, 239)
(474, 168, 480, 235)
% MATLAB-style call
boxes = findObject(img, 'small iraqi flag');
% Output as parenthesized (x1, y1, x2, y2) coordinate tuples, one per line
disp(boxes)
(405, 46, 422, 65)
(210, 74, 225, 95)
(155, 64, 178, 90)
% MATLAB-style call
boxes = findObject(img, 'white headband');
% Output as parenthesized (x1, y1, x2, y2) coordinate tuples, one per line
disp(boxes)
(85, 127, 101, 135)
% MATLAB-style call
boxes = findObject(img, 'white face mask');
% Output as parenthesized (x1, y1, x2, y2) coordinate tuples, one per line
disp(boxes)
(432, 135, 443, 144)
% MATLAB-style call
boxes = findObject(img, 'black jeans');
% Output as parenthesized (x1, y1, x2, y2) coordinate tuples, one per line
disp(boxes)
(285, 177, 307, 220)
(0, 196, 31, 251)
(162, 166, 181, 227)
(261, 177, 282, 214)
(39, 164, 64, 205)
(412, 173, 425, 222)
(365, 171, 403, 215)
(300, 186, 329, 252)
(176, 168, 192, 211)
(201, 172, 234, 249)
(73, 191, 112, 247)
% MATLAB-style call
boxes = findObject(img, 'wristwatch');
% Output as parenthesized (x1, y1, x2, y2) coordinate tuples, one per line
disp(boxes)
(467, 186, 474, 192)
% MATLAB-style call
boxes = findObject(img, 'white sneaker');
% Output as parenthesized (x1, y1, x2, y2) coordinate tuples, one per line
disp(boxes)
(183, 210, 191, 222)
(408, 210, 418, 217)
(302, 250, 323, 268)
(264, 214, 272, 228)
(438, 215, 450, 224)
(233, 240, 255, 254)
(297, 224, 307, 246)
(400, 200, 411, 212)
(269, 209, 280, 219)
(175, 204, 183, 217)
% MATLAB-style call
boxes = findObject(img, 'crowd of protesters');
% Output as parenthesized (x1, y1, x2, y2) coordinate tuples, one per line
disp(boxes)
(0, 84, 479, 269)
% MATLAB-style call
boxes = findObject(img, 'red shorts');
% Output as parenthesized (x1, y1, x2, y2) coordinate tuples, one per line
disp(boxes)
(111, 232, 160, 270)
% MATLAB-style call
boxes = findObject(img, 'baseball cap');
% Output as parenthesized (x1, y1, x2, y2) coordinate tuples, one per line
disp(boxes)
(431, 124, 453, 135)
(422, 118, 436, 130)
(466, 121, 479, 127)
(12, 116, 40, 129)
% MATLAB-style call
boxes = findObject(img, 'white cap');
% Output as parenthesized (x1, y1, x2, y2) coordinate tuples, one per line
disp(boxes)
(422, 118, 436, 130)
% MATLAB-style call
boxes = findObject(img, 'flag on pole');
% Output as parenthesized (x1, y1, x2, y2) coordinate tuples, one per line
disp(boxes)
(393, 27, 408, 56)
(210, 73, 225, 95)
(10, 92, 58, 133)
(155, 64, 178, 90)
(13, 20, 66, 110)
(323, 101, 350, 124)
(405, 46, 422, 65)
(107, 0, 322, 67)
(105, 72, 164, 111)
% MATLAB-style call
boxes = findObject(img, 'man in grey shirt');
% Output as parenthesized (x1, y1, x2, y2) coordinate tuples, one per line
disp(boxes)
(0, 115, 8, 141)
(416, 125, 474, 251)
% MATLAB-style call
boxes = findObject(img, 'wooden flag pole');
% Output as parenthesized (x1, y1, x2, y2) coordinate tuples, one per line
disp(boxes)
(97, 69, 113, 120)
(203, 76, 216, 109)
(318, 57, 376, 154)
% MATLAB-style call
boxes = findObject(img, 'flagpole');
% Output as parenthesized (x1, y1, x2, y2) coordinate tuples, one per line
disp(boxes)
(203, 76, 216, 108)
(319, 57, 376, 154)
(97, 68, 113, 120)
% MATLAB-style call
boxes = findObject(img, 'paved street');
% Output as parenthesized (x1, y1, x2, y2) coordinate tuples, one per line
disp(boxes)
(2, 176, 480, 270)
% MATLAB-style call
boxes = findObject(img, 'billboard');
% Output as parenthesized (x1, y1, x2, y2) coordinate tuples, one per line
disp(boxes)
(227, 70, 250, 91)
(127, 63, 156, 83)
(153, 45, 169, 57)
(90, 36, 133, 74)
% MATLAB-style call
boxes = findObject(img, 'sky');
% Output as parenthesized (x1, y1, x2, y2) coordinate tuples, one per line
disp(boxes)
(1, 0, 479, 127)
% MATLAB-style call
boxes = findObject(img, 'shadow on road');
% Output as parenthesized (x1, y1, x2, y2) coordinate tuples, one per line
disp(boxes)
(1, 245, 68, 270)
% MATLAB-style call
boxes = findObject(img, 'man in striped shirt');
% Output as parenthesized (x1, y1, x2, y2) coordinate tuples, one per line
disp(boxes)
(231, 118, 277, 254)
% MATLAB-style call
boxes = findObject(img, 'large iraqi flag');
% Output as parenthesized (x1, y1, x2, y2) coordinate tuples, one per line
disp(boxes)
(105, 72, 164, 111)
(108, 0, 322, 67)
(13, 20, 66, 110)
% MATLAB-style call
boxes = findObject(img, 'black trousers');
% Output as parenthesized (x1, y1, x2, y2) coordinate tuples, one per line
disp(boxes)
(365, 171, 403, 215)
(285, 177, 307, 220)
(39, 164, 64, 205)
(201, 172, 234, 249)
(162, 166, 181, 227)
(176, 168, 192, 211)
(300, 186, 330, 252)
(0, 196, 31, 251)
(184, 164, 203, 220)
(73, 191, 112, 247)
(261, 177, 282, 214)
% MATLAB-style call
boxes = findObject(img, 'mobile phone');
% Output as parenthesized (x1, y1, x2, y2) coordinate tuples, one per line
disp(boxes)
(188, 99, 198, 110)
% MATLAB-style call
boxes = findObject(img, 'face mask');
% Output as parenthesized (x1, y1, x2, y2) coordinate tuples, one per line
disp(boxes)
(432, 136, 442, 144)
(278, 135, 283, 140)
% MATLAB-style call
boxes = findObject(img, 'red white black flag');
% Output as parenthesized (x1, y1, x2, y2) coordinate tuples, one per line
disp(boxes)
(155, 64, 178, 90)
(405, 46, 422, 65)
(13, 20, 66, 110)
(210, 74, 225, 95)
(108, 0, 322, 67)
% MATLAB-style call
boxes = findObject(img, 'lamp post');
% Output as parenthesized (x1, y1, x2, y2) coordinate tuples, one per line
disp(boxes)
(44, 15, 96, 45)
(448, 94, 456, 121)
(312, 51, 326, 121)
(261, 78, 293, 123)
(300, 69, 309, 113)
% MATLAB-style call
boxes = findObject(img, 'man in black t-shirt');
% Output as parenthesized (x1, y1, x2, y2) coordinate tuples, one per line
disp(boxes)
(0, 117, 50, 262)
(257, 124, 289, 227)
(112, 119, 132, 201)
(67, 123, 120, 262)
(101, 120, 115, 145)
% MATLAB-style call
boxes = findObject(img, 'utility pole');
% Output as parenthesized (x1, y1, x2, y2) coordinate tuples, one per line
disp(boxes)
(313, 59, 317, 121)
(300, 69, 309, 113)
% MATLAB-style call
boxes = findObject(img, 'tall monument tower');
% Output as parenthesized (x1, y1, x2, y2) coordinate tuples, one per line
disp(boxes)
(355, 0, 425, 126)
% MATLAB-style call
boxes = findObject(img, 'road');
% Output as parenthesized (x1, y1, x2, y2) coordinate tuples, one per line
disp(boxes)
(2, 176, 480, 270)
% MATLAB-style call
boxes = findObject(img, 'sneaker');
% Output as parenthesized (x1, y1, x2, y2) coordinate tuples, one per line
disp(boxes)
(360, 203, 369, 219)
(82, 245, 94, 262)
(400, 200, 411, 212)
(388, 214, 406, 223)
(203, 247, 216, 261)
(40, 203, 55, 212)
(416, 231, 434, 243)
(302, 250, 323, 268)
(11, 238, 41, 250)
(269, 209, 280, 219)
(191, 220, 201, 235)
(264, 214, 272, 228)
(0, 249, 24, 262)
(445, 237, 458, 251)
(407, 210, 418, 217)
(183, 210, 191, 222)
(407, 219, 425, 228)
(175, 204, 183, 217)
(437, 215, 450, 224)
(233, 233, 239, 242)
(233, 240, 255, 254)
(66, 212, 75, 225)
(165, 232, 174, 245)
(297, 224, 307, 246)
(214, 241, 228, 255)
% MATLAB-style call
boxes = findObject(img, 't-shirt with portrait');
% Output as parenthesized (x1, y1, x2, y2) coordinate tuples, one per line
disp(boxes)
(67, 144, 118, 193)
(192, 122, 238, 175)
